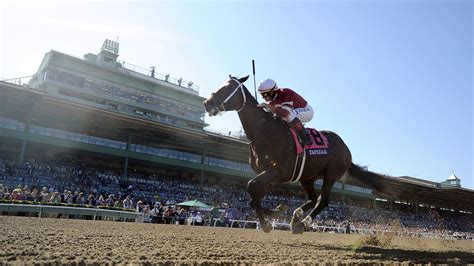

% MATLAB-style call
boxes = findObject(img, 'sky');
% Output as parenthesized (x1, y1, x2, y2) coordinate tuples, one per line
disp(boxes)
(0, 0, 472, 189)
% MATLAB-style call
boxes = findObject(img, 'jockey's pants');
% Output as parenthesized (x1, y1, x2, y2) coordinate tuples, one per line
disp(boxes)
(285, 105, 314, 123)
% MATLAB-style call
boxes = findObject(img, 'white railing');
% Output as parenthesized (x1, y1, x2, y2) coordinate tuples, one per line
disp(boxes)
(210, 218, 472, 240)
(205, 128, 248, 141)
(0, 75, 33, 86)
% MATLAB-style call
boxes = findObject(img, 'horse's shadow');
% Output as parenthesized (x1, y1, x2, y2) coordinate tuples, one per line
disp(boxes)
(281, 242, 473, 264)
(352, 246, 473, 264)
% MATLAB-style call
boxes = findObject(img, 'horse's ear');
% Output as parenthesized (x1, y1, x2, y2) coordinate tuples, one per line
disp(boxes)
(239, 75, 249, 83)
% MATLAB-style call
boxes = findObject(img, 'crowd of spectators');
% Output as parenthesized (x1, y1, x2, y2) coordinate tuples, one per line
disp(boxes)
(0, 157, 472, 240)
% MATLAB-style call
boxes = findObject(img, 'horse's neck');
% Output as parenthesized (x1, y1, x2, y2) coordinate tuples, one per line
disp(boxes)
(237, 87, 283, 143)
(238, 104, 273, 143)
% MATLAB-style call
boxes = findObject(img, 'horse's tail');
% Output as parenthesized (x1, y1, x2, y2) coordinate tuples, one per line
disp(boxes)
(348, 163, 394, 197)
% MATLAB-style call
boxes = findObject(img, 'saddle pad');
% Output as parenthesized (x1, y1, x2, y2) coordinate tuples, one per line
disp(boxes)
(290, 128, 329, 154)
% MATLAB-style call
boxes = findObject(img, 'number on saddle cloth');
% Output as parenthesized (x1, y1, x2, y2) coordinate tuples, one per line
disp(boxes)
(310, 129, 326, 146)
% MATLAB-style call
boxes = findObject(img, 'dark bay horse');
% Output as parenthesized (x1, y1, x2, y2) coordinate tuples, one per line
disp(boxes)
(203, 75, 390, 234)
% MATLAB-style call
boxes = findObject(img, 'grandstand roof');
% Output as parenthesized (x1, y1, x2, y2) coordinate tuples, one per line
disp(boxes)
(376, 175, 474, 212)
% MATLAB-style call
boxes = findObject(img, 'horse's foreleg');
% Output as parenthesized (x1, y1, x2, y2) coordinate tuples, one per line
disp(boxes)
(247, 170, 279, 233)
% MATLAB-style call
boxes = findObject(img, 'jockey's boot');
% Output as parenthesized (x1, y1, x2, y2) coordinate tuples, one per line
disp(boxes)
(291, 118, 311, 146)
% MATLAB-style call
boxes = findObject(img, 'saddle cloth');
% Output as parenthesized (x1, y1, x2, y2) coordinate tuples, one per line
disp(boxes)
(290, 128, 329, 155)
(288, 128, 330, 183)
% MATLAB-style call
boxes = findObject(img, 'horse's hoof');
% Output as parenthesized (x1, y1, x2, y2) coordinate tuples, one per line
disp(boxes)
(261, 222, 272, 233)
(275, 204, 289, 212)
(291, 222, 304, 234)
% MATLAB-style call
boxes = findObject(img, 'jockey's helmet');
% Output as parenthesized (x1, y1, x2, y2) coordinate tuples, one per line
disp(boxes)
(258, 79, 279, 93)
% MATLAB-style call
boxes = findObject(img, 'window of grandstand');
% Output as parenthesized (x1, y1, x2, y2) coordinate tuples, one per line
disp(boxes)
(0, 115, 252, 173)
(44, 67, 204, 123)
(203, 156, 252, 172)
(131, 143, 251, 170)
(0, 117, 25, 131)
(315, 180, 342, 189)
(28, 124, 127, 150)
(344, 184, 373, 194)
(57, 88, 197, 130)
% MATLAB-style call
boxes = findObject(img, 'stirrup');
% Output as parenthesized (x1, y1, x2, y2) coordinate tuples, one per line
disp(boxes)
(300, 138, 311, 147)
(299, 131, 311, 146)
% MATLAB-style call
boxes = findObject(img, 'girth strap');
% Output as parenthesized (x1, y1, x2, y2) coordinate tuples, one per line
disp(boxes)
(289, 149, 306, 183)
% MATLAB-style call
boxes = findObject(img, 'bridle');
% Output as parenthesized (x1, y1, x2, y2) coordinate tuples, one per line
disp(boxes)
(216, 77, 247, 113)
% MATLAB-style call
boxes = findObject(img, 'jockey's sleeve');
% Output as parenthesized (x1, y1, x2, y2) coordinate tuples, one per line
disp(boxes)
(274, 107, 289, 118)
(273, 101, 292, 118)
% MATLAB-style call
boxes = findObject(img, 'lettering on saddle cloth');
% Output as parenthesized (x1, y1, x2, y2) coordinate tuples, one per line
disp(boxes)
(288, 128, 329, 183)
(290, 128, 329, 155)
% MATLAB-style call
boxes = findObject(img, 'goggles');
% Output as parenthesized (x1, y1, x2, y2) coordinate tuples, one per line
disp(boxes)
(261, 91, 273, 98)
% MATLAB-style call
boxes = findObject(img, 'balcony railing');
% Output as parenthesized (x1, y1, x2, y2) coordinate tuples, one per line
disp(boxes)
(0, 75, 33, 86)
(117, 60, 199, 93)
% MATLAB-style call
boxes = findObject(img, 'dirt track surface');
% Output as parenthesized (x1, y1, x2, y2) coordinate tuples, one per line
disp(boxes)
(0, 216, 473, 265)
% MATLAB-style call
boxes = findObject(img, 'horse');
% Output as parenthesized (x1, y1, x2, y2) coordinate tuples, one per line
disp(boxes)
(203, 75, 390, 234)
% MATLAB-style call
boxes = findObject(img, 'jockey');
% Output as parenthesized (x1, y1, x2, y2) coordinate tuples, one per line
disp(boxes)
(258, 78, 313, 146)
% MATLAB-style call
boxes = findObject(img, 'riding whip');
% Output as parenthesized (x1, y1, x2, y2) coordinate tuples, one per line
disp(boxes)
(252, 60, 257, 100)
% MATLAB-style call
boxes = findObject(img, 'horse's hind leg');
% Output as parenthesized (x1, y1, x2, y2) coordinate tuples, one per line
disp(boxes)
(247, 170, 280, 233)
(300, 170, 343, 229)
(291, 179, 318, 233)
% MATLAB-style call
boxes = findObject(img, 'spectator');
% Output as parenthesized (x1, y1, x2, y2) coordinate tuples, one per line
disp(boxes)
(150, 204, 160, 223)
(97, 195, 105, 206)
(76, 193, 85, 206)
(106, 194, 114, 207)
(87, 194, 96, 206)
(123, 196, 132, 209)
(50, 192, 61, 204)
(40, 187, 49, 203)
(193, 212, 203, 226)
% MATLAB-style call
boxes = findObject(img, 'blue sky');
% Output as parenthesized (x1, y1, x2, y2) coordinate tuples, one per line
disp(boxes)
(0, 0, 472, 189)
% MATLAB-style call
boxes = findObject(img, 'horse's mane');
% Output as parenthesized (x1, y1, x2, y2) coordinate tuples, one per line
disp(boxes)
(265, 111, 290, 129)
(240, 83, 290, 133)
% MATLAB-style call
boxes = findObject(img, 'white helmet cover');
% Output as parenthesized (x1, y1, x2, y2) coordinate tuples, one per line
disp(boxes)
(258, 78, 279, 93)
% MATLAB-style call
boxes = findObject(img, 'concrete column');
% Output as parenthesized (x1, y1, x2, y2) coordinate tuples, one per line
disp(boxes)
(123, 134, 132, 178)
(415, 197, 418, 217)
(123, 157, 129, 178)
(341, 182, 346, 205)
(19, 108, 34, 164)
(200, 170, 204, 187)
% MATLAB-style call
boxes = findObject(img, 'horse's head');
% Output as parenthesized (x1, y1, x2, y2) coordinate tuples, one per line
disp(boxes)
(203, 75, 249, 116)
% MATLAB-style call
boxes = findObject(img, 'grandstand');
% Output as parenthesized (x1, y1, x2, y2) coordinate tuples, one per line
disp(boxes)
(0, 40, 472, 238)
